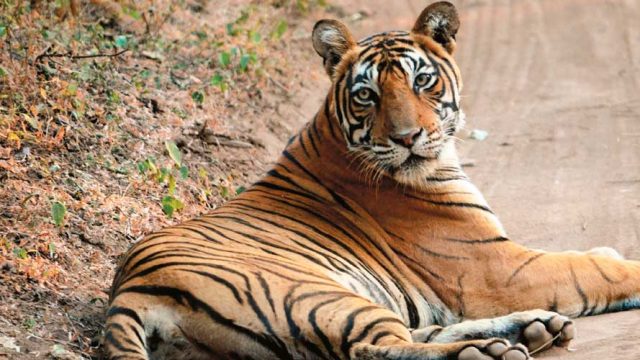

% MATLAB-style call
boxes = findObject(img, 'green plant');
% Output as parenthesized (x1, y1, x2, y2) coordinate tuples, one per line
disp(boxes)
(23, 318, 36, 331)
(51, 201, 66, 227)
(137, 142, 190, 218)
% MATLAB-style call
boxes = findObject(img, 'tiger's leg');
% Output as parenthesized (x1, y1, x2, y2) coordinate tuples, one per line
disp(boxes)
(457, 241, 640, 319)
(411, 309, 575, 354)
(351, 339, 529, 360)
(284, 285, 529, 360)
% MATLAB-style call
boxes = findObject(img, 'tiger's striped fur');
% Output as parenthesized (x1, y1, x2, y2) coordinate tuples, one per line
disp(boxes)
(105, 2, 640, 359)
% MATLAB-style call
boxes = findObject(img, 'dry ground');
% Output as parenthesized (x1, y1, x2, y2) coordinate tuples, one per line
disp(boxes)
(1, 0, 639, 359)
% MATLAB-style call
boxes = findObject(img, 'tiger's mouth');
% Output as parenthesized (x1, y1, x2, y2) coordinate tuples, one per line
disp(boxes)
(402, 153, 431, 168)
(387, 152, 439, 177)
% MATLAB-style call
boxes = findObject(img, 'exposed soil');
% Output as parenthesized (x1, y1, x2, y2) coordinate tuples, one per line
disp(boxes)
(1, 0, 639, 359)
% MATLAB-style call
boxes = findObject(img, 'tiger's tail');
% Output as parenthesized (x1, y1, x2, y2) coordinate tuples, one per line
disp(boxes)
(104, 303, 149, 360)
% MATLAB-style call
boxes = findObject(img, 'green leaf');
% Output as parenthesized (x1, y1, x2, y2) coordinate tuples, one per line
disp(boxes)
(218, 52, 231, 67)
(23, 114, 39, 131)
(165, 141, 182, 166)
(249, 30, 261, 44)
(239, 54, 250, 72)
(66, 82, 78, 96)
(137, 161, 148, 173)
(13, 247, 27, 259)
(114, 35, 128, 48)
(161, 195, 184, 217)
(179, 165, 189, 180)
(235, 9, 250, 25)
(157, 167, 170, 183)
(272, 20, 288, 40)
(51, 201, 66, 227)
(0, 66, 7, 78)
(123, 6, 142, 20)
(191, 90, 204, 106)
(236, 186, 246, 195)
(141, 158, 158, 176)
(0, 25, 6, 38)
(23, 318, 36, 331)
(198, 167, 208, 179)
(48, 242, 56, 258)
(167, 173, 176, 195)
(210, 73, 224, 86)
(226, 23, 238, 36)
(140, 69, 151, 79)
(41, 29, 52, 40)
(193, 30, 207, 40)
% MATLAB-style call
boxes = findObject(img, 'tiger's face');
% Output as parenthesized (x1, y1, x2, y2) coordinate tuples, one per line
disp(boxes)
(313, 2, 464, 187)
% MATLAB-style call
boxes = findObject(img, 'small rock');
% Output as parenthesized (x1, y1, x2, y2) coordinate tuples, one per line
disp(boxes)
(140, 50, 164, 62)
(460, 159, 476, 168)
(0, 335, 20, 353)
(13, 146, 31, 161)
(49, 344, 81, 360)
(469, 129, 489, 141)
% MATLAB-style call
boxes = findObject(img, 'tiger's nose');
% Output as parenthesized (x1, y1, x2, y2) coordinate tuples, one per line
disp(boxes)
(390, 128, 422, 148)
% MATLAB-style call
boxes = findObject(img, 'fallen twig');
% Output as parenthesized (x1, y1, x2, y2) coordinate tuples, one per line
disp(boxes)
(35, 48, 129, 63)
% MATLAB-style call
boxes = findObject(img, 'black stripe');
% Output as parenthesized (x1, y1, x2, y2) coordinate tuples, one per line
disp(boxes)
(324, 97, 340, 139)
(104, 328, 144, 355)
(284, 285, 337, 359)
(345, 317, 405, 353)
(340, 305, 380, 357)
(443, 236, 509, 244)
(405, 193, 494, 214)
(119, 285, 293, 360)
(506, 253, 546, 286)
(119, 261, 250, 292)
(310, 296, 348, 360)
(282, 150, 354, 213)
(107, 306, 144, 328)
(256, 272, 276, 314)
(570, 264, 589, 316)
(370, 330, 402, 345)
(388, 231, 469, 261)
(307, 125, 321, 157)
(177, 268, 244, 304)
(589, 257, 619, 284)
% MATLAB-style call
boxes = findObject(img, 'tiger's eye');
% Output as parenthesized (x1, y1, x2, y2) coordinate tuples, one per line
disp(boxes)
(415, 73, 431, 87)
(357, 88, 371, 101)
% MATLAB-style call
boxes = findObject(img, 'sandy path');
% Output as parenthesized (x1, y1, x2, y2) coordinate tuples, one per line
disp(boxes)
(324, 0, 640, 358)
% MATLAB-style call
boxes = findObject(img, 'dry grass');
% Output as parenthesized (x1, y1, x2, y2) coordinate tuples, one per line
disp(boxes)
(0, 0, 331, 358)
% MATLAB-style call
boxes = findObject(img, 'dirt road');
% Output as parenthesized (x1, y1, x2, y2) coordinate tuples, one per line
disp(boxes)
(321, 0, 640, 358)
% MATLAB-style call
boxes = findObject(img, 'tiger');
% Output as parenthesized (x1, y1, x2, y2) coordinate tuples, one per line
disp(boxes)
(104, 2, 640, 359)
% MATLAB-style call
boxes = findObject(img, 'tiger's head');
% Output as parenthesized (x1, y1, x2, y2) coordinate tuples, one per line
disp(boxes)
(312, 1, 465, 187)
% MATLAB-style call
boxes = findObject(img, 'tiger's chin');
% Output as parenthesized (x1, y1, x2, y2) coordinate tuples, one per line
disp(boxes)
(389, 159, 440, 188)
(383, 141, 460, 188)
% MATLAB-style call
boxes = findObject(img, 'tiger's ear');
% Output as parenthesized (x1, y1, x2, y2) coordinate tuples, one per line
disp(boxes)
(312, 19, 356, 77)
(412, 1, 460, 54)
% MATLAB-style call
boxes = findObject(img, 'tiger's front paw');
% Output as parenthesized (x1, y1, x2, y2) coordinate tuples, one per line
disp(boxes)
(523, 313, 575, 353)
(458, 339, 529, 360)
